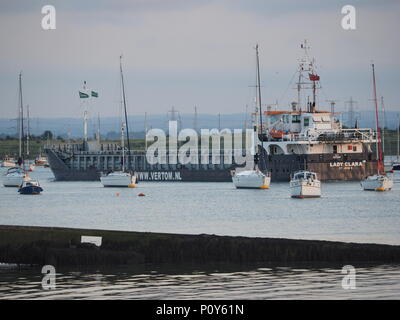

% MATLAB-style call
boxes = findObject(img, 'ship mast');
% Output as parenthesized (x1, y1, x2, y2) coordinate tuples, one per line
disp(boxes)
(371, 63, 384, 175)
(296, 40, 319, 112)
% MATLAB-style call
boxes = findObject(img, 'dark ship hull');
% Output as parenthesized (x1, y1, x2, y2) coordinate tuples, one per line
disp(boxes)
(46, 146, 378, 182)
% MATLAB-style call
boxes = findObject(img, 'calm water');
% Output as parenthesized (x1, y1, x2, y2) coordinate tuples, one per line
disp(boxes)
(1, 166, 399, 244)
(1, 166, 400, 299)
(0, 264, 399, 299)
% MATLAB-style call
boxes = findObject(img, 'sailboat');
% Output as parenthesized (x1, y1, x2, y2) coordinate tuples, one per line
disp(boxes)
(100, 56, 137, 188)
(3, 72, 31, 187)
(361, 64, 393, 191)
(232, 44, 271, 189)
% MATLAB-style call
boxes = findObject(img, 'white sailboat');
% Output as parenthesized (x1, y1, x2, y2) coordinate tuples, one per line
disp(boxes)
(290, 171, 321, 198)
(361, 64, 393, 191)
(101, 56, 137, 188)
(232, 44, 271, 189)
(100, 124, 137, 187)
(3, 167, 30, 187)
(3, 73, 31, 187)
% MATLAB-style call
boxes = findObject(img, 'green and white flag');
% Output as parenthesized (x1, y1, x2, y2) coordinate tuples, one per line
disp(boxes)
(91, 91, 98, 98)
(79, 91, 89, 98)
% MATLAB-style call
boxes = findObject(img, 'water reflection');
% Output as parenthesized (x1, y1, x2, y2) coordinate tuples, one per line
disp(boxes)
(1, 263, 399, 299)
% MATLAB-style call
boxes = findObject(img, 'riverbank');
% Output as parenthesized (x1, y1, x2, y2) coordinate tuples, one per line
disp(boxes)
(1, 225, 399, 267)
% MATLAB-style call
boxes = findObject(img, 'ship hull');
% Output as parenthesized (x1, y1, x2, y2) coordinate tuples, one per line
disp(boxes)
(46, 148, 378, 182)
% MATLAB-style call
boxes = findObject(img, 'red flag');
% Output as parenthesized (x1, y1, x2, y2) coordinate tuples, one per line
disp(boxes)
(309, 73, 320, 81)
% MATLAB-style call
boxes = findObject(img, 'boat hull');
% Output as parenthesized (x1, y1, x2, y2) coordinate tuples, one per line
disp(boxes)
(18, 186, 43, 194)
(1, 161, 16, 168)
(361, 175, 393, 191)
(45, 147, 378, 182)
(3, 175, 30, 187)
(100, 174, 136, 187)
(232, 172, 270, 189)
(290, 181, 321, 198)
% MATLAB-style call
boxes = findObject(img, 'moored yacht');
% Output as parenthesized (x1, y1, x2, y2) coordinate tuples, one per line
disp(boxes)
(1, 156, 16, 168)
(361, 174, 393, 191)
(3, 167, 31, 187)
(100, 55, 137, 188)
(290, 171, 321, 198)
(361, 64, 393, 191)
(100, 171, 137, 188)
(232, 44, 271, 189)
(18, 179, 43, 195)
(232, 170, 270, 189)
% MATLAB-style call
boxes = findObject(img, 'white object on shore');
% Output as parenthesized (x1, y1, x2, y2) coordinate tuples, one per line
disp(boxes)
(81, 236, 102, 247)
(290, 171, 321, 198)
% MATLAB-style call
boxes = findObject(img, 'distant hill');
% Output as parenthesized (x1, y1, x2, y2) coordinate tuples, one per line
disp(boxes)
(0, 111, 399, 139)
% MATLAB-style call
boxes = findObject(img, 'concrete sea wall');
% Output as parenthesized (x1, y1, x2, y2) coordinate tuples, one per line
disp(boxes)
(0, 225, 399, 267)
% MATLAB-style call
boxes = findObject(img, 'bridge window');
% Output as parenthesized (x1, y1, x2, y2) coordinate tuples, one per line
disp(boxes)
(292, 115, 301, 123)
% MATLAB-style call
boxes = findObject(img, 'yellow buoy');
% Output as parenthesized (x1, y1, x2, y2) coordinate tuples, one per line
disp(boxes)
(376, 187, 385, 191)
(260, 185, 269, 189)
(128, 184, 136, 188)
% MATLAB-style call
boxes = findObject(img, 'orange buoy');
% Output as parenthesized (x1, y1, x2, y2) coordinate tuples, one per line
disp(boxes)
(138, 193, 145, 197)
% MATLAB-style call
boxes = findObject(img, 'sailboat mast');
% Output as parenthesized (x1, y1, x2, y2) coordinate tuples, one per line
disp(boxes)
(255, 44, 264, 166)
(397, 114, 399, 161)
(121, 123, 125, 172)
(372, 64, 384, 174)
(18, 72, 25, 160)
(27, 105, 30, 157)
(380, 96, 386, 155)
(120, 56, 131, 155)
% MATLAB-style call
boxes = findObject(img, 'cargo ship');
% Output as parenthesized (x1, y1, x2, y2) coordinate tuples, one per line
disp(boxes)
(45, 41, 379, 182)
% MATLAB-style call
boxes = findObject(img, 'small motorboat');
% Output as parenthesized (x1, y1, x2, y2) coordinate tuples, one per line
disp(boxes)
(392, 162, 400, 171)
(3, 167, 31, 187)
(290, 171, 321, 198)
(100, 171, 137, 187)
(35, 155, 48, 166)
(361, 174, 393, 191)
(18, 180, 43, 195)
(232, 169, 270, 189)
(1, 156, 16, 167)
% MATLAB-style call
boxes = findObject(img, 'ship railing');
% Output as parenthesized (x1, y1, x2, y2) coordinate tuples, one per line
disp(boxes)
(268, 128, 376, 143)
(317, 128, 376, 142)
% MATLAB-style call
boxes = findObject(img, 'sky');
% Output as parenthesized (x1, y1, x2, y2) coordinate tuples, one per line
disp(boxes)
(0, 0, 399, 119)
